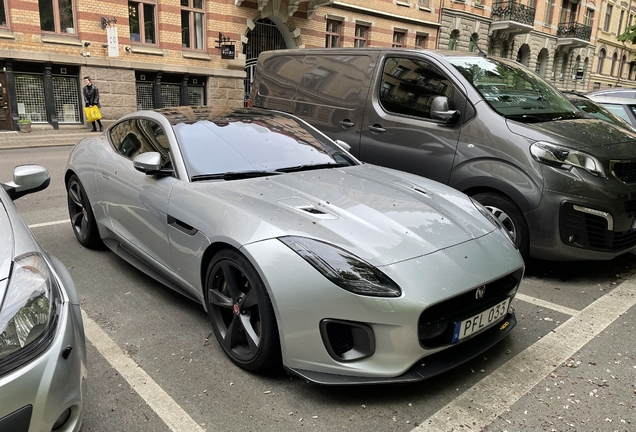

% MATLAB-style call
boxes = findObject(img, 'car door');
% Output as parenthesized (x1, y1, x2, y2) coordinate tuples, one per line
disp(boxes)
(95, 118, 176, 269)
(358, 55, 465, 184)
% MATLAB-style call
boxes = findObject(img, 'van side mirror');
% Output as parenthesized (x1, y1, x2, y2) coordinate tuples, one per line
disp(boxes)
(431, 96, 460, 124)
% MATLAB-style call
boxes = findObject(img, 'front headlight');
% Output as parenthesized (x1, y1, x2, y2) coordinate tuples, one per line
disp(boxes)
(0, 253, 61, 375)
(530, 141, 605, 177)
(470, 198, 516, 247)
(279, 236, 401, 297)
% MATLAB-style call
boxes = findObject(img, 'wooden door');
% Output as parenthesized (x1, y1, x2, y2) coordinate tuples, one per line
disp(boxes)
(0, 74, 11, 131)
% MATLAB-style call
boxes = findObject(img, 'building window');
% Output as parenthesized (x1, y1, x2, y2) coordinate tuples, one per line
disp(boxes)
(415, 34, 427, 49)
(584, 9, 594, 27)
(448, 30, 459, 50)
(354, 24, 368, 47)
(418, 0, 429, 7)
(618, 10, 625, 33)
(604, 4, 613, 32)
(325, 19, 341, 47)
(593, 82, 601, 90)
(560, 53, 568, 78)
(596, 49, 606, 74)
(611, 52, 618, 76)
(161, 84, 181, 108)
(187, 86, 204, 105)
(0, 0, 8, 26)
(129, 1, 156, 44)
(468, 33, 478, 52)
(136, 82, 154, 110)
(620, 55, 627, 78)
(40, 0, 76, 34)
(181, 0, 204, 49)
(545, 1, 554, 25)
(53, 76, 80, 123)
(392, 30, 406, 48)
(15, 74, 46, 122)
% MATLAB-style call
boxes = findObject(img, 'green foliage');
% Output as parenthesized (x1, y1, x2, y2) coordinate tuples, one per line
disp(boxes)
(18, 118, 31, 124)
(618, 24, 636, 44)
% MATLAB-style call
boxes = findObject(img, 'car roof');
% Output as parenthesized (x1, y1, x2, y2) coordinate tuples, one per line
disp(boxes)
(587, 95, 636, 104)
(587, 88, 636, 96)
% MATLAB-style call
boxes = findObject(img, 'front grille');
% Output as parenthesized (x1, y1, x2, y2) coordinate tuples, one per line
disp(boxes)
(612, 161, 636, 183)
(626, 199, 636, 216)
(560, 202, 636, 251)
(417, 268, 522, 348)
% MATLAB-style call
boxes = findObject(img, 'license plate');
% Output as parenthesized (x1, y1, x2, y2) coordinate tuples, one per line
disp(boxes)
(451, 298, 510, 343)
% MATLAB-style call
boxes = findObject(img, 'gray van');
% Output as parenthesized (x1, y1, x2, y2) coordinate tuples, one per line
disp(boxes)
(251, 48, 636, 261)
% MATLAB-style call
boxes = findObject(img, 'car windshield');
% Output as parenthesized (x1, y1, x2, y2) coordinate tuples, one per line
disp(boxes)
(449, 57, 582, 122)
(570, 97, 634, 130)
(172, 108, 356, 180)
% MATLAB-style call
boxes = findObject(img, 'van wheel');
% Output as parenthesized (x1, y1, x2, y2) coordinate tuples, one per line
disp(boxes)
(472, 192, 529, 259)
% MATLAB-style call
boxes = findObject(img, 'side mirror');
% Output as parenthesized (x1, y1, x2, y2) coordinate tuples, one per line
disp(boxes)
(430, 96, 460, 124)
(133, 152, 162, 174)
(2, 165, 50, 200)
(334, 139, 351, 152)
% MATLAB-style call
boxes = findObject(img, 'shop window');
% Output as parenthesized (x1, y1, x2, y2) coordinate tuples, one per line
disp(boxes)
(136, 82, 154, 110)
(181, 0, 204, 49)
(187, 87, 204, 106)
(161, 84, 180, 108)
(354, 24, 368, 47)
(129, 1, 157, 44)
(15, 74, 47, 122)
(39, 0, 76, 34)
(53, 76, 80, 123)
(325, 19, 341, 47)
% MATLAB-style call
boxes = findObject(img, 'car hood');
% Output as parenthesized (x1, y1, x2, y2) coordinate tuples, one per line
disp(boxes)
(188, 165, 499, 266)
(507, 118, 636, 150)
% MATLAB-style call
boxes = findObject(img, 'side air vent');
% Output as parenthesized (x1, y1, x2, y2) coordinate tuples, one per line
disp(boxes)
(277, 197, 338, 219)
(299, 206, 327, 215)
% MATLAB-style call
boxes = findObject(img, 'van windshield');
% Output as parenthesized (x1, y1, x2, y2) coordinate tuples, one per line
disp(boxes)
(449, 57, 582, 122)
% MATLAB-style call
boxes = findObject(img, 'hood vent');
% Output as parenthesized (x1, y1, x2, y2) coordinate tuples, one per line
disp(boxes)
(277, 197, 338, 220)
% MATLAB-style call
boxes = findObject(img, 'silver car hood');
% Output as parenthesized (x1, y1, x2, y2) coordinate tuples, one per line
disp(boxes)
(189, 165, 495, 266)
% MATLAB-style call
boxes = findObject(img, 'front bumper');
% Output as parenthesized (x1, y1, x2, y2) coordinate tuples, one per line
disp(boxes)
(0, 262, 87, 432)
(243, 230, 523, 382)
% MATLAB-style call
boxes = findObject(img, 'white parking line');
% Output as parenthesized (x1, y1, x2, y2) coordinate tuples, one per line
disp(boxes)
(81, 311, 205, 432)
(515, 292, 580, 317)
(28, 219, 68, 228)
(414, 278, 636, 432)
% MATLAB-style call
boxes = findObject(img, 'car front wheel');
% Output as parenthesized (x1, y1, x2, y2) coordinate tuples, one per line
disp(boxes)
(205, 249, 281, 372)
(67, 174, 102, 249)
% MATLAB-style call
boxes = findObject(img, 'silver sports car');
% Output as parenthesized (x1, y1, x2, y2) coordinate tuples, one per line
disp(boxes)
(65, 106, 524, 384)
(1, 165, 86, 430)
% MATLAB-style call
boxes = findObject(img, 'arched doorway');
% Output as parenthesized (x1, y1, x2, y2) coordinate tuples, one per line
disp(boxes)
(244, 18, 288, 106)
(516, 44, 530, 66)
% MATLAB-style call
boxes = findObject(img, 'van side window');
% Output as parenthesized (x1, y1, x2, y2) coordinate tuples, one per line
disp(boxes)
(109, 119, 172, 169)
(379, 57, 453, 120)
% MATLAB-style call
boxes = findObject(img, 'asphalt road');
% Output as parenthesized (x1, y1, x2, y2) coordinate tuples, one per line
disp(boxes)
(2, 146, 635, 432)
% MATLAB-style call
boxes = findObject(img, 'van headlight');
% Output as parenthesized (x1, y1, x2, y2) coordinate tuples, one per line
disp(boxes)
(279, 236, 401, 297)
(0, 253, 61, 375)
(530, 141, 605, 177)
(470, 198, 516, 247)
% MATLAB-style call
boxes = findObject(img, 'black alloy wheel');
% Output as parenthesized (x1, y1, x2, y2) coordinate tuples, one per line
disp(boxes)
(206, 249, 280, 372)
(66, 174, 102, 248)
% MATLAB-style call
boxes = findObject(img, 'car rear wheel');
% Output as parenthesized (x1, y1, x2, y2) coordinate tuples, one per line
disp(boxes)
(205, 249, 280, 372)
(67, 174, 102, 248)
(472, 192, 529, 260)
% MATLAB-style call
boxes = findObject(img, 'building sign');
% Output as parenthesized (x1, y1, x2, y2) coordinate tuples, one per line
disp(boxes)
(107, 26, 119, 57)
(221, 45, 235, 59)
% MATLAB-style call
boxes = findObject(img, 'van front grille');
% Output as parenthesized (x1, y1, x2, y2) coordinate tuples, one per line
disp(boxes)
(611, 161, 636, 183)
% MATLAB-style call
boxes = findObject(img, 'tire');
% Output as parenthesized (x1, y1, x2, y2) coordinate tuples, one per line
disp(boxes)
(205, 249, 281, 372)
(66, 174, 102, 249)
(472, 192, 529, 260)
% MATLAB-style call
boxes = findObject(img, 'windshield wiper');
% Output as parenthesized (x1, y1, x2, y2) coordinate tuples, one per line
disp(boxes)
(502, 114, 551, 123)
(191, 170, 282, 181)
(275, 162, 351, 173)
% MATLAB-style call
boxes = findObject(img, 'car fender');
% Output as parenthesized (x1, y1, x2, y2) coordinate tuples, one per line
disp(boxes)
(449, 158, 543, 214)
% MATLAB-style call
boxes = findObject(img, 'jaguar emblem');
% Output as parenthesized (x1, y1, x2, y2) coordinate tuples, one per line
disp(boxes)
(475, 286, 486, 300)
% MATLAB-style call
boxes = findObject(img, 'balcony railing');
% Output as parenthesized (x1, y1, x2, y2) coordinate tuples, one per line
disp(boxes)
(491, 1, 536, 27)
(557, 22, 592, 41)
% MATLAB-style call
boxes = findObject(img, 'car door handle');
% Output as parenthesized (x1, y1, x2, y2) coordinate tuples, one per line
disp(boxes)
(339, 119, 355, 128)
(368, 124, 386, 134)
(101, 171, 110, 180)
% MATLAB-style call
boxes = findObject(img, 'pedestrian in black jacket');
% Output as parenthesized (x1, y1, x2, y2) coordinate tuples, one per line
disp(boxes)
(83, 76, 103, 132)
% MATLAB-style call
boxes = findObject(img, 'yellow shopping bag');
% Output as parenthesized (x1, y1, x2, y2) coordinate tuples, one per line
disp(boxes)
(84, 106, 102, 122)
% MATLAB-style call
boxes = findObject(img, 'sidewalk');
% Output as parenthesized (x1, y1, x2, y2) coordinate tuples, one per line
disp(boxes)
(0, 127, 96, 150)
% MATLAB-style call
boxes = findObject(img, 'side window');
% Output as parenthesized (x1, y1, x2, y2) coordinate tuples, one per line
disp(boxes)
(608, 90, 636, 99)
(379, 57, 453, 120)
(109, 118, 171, 167)
(602, 104, 631, 122)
